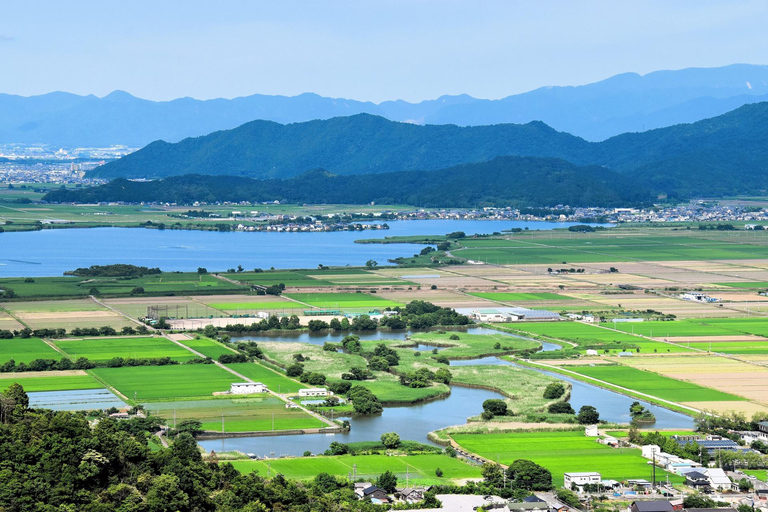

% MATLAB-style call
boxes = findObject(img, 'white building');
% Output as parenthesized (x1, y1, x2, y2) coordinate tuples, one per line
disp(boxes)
(230, 382, 268, 394)
(564, 472, 601, 492)
(470, 309, 523, 323)
(299, 388, 330, 397)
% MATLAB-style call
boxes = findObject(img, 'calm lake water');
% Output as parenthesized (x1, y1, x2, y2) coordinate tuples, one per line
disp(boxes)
(0, 219, 609, 277)
(198, 356, 693, 458)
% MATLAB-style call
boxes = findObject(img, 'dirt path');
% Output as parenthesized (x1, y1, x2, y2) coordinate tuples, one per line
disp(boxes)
(89, 295, 153, 329)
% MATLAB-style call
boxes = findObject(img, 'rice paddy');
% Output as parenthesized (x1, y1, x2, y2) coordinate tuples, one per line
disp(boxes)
(53, 336, 198, 362)
(230, 453, 481, 484)
(0, 336, 62, 363)
(90, 364, 239, 401)
(452, 430, 683, 487)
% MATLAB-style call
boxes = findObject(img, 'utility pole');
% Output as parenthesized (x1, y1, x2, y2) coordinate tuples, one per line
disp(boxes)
(222, 414, 224, 433)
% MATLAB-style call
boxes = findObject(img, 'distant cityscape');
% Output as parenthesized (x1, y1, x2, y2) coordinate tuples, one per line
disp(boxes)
(0, 143, 134, 184)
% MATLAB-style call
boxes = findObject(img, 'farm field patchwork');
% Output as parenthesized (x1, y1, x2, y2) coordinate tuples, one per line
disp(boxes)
(452, 430, 683, 487)
(53, 336, 198, 362)
(230, 453, 481, 484)
(468, 292, 574, 302)
(208, 301, 303, 312)
(145, 396, 323, 433)
(0, 336, 62, 363)
(222, 271, 332, 288)
(454, 234, 768, 264)
(566, 364, 745, 402)
(0, 370, 103, 392)
(0, 273, 247, 299)
(91, 364, 238, 401)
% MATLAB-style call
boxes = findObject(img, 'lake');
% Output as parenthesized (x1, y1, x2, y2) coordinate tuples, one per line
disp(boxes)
(0, 219, 609, 277)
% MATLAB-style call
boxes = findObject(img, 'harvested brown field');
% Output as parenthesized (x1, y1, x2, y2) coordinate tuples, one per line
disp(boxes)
(621, 355, 768, 404)
(0, 312, 24, 331)
(681, 401, 768, 416)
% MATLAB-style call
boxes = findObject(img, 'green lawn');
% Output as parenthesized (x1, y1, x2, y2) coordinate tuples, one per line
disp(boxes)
(91, 364, 238, 401)
(452, 430, 683, 487)
(567, 365, 744, 402)
(226, 362, 307, 394)
(230, 453, 481, 484)
(53, 336, 198, 362)
(469, 292, 574, 302)
(174, 336, 238, 359)
(0, 373, 103, 392)
(0, 337, 62, 364)
(405, 331, 540, 359)
(145, 396, 323, 432)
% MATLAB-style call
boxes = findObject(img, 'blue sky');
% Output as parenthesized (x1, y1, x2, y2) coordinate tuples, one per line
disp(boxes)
(1, 0, 766, 102)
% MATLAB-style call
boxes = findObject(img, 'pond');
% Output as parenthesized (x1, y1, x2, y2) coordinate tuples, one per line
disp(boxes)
(232, 326, 560, 351)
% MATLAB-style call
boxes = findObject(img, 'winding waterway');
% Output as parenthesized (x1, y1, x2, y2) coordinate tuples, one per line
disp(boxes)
(0, 219, 610, 277)
(198, 355, 694, 458)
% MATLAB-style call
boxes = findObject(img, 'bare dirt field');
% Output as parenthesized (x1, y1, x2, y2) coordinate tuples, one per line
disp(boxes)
(18, 310, 135, 330)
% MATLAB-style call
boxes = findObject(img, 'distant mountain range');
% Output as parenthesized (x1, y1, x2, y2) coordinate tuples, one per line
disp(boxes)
(3, 64, 768, 146)
(46, 157, 652, 208)
(88, 101, 768, 199)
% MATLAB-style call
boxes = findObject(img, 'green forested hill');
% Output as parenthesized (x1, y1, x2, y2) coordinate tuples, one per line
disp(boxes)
(87, 114, 592, 180)
(86, 102, 768, 198)
(48, 156, 652, 207)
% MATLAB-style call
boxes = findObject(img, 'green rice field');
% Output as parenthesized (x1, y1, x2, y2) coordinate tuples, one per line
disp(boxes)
(225, 362, 307, 394)
(508, 322, 695, 353)
(452, 430, 683, 486)
(469, 292, 574, 302)
(600, 320, 737, 337)
(285, 292, 402, 310)
(0, 337, 62, 363)
(716, 282, 768, 288)
(230, 453, 481, 484)
(222, 271, 331, 288)
(685, 340, 768, 354)
(175, 336, 238, 359)
(207, 301, 301, 311)
(91, 364, 238, 401)
(0, 273, 247, 299)
(455, 233, 768, 264)
(53, 336, 197, 362)
(0, 373, 103, 392)
(145, 396, 323, 433)
(567, 365, 745, 402)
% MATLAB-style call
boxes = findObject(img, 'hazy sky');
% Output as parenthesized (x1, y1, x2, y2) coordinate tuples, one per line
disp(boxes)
(1, 0, 767, 102)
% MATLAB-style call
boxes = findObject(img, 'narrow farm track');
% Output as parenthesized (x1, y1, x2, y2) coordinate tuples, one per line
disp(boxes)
(521, 359, 706, 415)
(89, 295, 154, 329)
(164, 333, 337, 428)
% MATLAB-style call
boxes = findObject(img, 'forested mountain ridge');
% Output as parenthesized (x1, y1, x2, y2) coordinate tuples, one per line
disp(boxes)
(47, 156, 653, 208)
(3, 64, 768, 145)
(87, 102, 768, 198)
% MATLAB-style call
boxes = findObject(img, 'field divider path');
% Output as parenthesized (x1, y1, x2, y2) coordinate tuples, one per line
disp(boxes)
(89, 295, 155, 329)
(519, 359, 706, 415)
(40, 338, 69, 357)
(587, 321, 710, 353)
(0, 306, 31, 329)
(162, 333, 337, 428)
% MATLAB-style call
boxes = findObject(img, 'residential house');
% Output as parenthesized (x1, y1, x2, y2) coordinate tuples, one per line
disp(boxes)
(630, 501, 674, 512)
